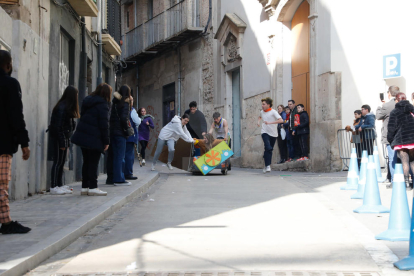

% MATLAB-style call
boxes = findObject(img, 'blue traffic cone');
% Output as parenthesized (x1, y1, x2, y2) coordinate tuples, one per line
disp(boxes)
(354, 155, 390, 214)
(358, 151, 369, 185)
(351, 177, 365, 199)
(341, 148, 359, 190)
(376, 164, 410, 241)
(373, 146, 385, 183)
(394, 196, 414, 269)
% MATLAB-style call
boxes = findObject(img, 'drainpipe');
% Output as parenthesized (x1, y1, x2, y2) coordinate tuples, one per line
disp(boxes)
(202, 0, 212, 34)
(97, 0, 103, 85)
(76, 16, 88, 180)
(177, 46, 182, 116)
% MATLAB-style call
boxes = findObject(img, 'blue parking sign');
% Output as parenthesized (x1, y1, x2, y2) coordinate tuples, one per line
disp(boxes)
(383, 53, 401, 79)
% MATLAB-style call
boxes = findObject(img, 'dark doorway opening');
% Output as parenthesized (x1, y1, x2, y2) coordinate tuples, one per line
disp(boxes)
(163, 83, 176, 126)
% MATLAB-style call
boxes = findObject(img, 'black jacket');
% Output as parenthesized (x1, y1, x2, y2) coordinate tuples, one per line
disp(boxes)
(0, 68, 30, 155)
(109, 92, 131, 137)
(71, 95, 110, 152)
(387, 100, 414, 149)
(296, 111, 310, 135)
(184, 109, 207, 139)
(48, 101, 76, 148)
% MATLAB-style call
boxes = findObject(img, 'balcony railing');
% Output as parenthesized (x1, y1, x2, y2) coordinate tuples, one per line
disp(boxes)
(124, 24, 144, 58)
(145, 12, 165, 49)
(122, 0, 203, 60)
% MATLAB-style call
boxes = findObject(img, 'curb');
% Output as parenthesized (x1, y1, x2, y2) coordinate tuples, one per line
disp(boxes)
(0, 172, 160, 276)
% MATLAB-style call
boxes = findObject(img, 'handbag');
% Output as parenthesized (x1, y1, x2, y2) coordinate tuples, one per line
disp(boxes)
(115, 104, 134, 137)
(280, 128, 286, 140)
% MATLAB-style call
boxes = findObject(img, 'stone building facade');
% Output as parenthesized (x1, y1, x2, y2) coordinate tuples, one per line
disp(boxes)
(121, 0, 213, 154)
(0, 0, 121, 199)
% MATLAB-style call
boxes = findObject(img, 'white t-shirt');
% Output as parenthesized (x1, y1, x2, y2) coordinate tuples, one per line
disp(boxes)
(260, 109, 281, 137)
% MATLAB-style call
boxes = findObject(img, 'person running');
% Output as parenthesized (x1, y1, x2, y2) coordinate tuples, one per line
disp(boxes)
(106, 85, 134, 186)
(387, 92, 414, 190)
(124, 96, 141, 180)
(257, 97, 283, 173)
(71, 83, 111, 196)
(48, 85, 80, 195)
(138, 107, 155, 166)
(151, 114, 194, 171)
(276, 104, 288, 164)
(0, 50, 31, 234)
(293, 104, 309, 160)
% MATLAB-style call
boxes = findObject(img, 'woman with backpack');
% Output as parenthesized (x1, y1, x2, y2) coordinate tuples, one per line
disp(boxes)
(105, 85, 134, 186)
(71, 83, 112, 196)
(48, 86, 80, 195)
(387, 92, 414, 190)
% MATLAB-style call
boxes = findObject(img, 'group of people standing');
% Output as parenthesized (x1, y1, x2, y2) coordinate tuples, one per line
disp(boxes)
(347, 85, 414, 190)
(258, 97, 310, 174)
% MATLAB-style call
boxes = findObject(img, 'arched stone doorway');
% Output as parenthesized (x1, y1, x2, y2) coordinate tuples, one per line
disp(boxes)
(291, 1, 310, 114)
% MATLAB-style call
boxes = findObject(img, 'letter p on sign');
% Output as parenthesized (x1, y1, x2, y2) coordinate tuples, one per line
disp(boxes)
(383, 53, 401, 79)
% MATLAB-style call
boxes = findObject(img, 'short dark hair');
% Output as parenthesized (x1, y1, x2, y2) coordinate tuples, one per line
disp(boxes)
(396, 92, 407, 102)
(182, 113, 190, 120)
(297, 104, 304, 108)
(0, 50, 11, 68)
(388, 85, 400, 97)
(189, 101, 197, 108)
(261, 97, 273, 108)
(285, 106, 289, 109)
(288, 100, 295, 104)
(118, 85, 131, 101)
(354, 110, 362, 115)
(213, 112, 221, 119)
(361, 104, 371, 112)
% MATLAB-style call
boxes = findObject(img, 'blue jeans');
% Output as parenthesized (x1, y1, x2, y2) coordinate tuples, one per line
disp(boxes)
(386, 144, 397, 181)
(124, 142, 135, 177)
(262, 133, 277, 167)
(112, 135, 127, 183)
(152, 138, 175, 165)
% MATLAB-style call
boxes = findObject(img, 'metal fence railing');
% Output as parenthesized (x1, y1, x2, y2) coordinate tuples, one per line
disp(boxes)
(123, 24, 144, 59)
(337, 127, 378, 171)
(122, 0, 202, 58)
(145, 12, 166, 49)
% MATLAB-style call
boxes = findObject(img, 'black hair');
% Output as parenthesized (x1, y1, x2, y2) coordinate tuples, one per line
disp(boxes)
(297, 104, 304, 108)
(182, 113, 190, 120)
(189, 101, 197, 108)
(0, 50, 11, 68)
(354, 110, 362, 115)
(213, 112, 221, 119)
(288, 100, 295, 104)
(361, 104, 371, 112)
(261, 97, 273, 108)
(118, 85, 131, 101)
(53, 85, 80, 118)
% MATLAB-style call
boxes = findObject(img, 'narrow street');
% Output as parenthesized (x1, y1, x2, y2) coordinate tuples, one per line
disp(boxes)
(24, 166, 414, 276)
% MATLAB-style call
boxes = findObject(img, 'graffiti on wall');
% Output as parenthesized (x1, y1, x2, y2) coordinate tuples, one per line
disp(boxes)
(59, 62, 69, 95)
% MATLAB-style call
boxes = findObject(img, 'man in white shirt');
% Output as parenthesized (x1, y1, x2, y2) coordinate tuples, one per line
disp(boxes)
(257, 97, 283, 173)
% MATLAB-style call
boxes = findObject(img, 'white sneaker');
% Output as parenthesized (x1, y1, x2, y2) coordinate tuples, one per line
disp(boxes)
(114, 181, 131, 186)
(60, 185, 73, 194)
(263, 167, 267, 174)
(142, 159, 146, 166)
(81, 188, 89, 195)
(266, 166, 271, 173)
(88, 188, 107, 196)
(167, 163, 173, 170)
(151, 164, 156, 171)
(50, 187, 65, 195)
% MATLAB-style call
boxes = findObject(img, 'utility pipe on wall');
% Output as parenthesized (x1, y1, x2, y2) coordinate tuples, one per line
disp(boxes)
(97, 0, 103, 85)
(177, 46, 182, 116)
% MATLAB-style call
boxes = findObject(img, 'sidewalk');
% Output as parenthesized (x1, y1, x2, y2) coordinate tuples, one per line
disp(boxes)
(0, 162, 159, 276)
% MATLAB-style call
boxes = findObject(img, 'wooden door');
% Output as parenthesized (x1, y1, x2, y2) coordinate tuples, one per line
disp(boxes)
(291, 1, 310, 114)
